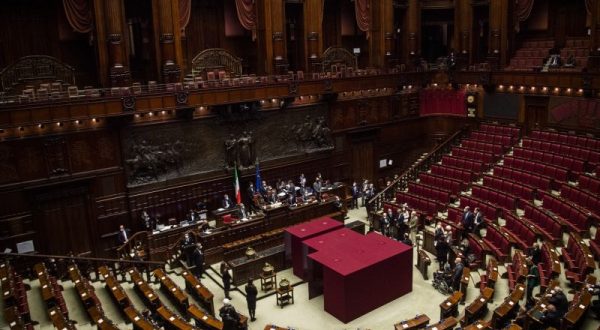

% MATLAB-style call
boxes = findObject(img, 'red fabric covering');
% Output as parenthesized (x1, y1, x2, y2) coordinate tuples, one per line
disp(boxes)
(304, 229, 412, 323)
(419, 89, 466, 117)
(284, 217, 344, 280)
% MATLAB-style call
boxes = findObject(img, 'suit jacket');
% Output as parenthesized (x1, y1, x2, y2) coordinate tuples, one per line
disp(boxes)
(117, 230, 128, 244)
(452, 262, 465, 285)
(462, 211, 474, 228)
(245, 284, 258, 304)
(222, 197, 233, 209)
(474, 212, 484, 225)
(192, 248, 204, 268)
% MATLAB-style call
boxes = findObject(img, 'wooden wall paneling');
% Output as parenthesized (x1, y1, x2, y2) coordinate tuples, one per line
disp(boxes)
(304, 0, 324, 71)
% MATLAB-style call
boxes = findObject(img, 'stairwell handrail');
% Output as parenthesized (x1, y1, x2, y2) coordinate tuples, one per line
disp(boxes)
(366, 126, 469, 215)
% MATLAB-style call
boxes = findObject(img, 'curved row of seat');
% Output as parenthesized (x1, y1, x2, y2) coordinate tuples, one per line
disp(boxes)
(521, 201, 563, 245)
(538, 242, 561, 293)
(513, 147, 586, 175)
(470, 132, 515, 147)
(531, 129, 600, 150)
(579, 174, 600, 195)
(471, 185, 517, 215)
(502, 213, 537, 250)
(542, 193, 591, 235)
(493, 166, 552, 192)
(503, 155, 570, 185)
(522, 138, 600, 167)
(562, 233, 596, 286)
(442, 155, 485, 173)
(459, 195, 499, 222)
(395, 191, 444, 219)
(452, 147, 497, 165)
(430, 164, 474, 184)
(505, 250, 528, 291)
(560, 184, 599, 218)
(1, 262, 33, 330)
(461, 139, 505, 156)
(418, 173, 464, 195)
(483, 175, 535, 202)
(481, 224, 512, 262)
(408, 182, 452, 205)
(479, 124, 521, 139)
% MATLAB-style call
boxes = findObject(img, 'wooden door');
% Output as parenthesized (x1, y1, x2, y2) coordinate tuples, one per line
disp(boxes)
(351, 141, 374, 182)
(33, 185, 92, 255)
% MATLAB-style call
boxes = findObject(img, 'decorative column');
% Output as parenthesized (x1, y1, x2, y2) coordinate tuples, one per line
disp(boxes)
(256, 0, 286, 74)
(488, 0, 509, 70)
(454, 0, 472, 69)
(153, 0, 182, 82)
(589, 0, 600, 71)
(369, 0, 393, 68)
(104, 0, 131, 86)
(406, 0, 420, 69)
(304, 0, 323, 72)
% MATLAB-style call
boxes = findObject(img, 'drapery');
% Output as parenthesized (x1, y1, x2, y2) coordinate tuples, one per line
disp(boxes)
(235, 0, 256, 40)
(179, 0, 191, 34)
(419, 89, 466, 117)
(514, 0, 535, 32)
(62, 0, 93, 33)
(355, 0, 370, 39)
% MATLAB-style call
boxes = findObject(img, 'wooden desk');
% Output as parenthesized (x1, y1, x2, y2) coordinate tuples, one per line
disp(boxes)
(181, 270, 215, 316)
(187, 304, 222, 330)
(417, 249, 431, 280)
(463, 287, 494, 325)
(425, 317, 458, 330)
(276, 286, 294, 308)
(129, 268, 160, 310)
(124, 306, 156, 330)
(96, 315, 120, 330)
(460, 267, 471, 304)
(48, 306, 75, 330)
(157, 305, 197, 330)
(394, 314, 430, 330)
(228, 245, 285, 286)
(103, 271, 131, 308)
(439, 291, 463, 319)
(153, 268, 189, 313)
(263, 325, 289, 330)
(564, 290, 592, 328)
(462, 320, 490, 330)
(524, 281, 559, 330)
(260, 272, 277, 291)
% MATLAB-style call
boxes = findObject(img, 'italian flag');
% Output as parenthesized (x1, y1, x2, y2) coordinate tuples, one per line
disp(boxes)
(234, 163, 241, 204)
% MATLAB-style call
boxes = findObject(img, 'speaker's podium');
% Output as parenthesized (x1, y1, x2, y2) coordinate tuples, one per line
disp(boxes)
(303, 228, 413, 323)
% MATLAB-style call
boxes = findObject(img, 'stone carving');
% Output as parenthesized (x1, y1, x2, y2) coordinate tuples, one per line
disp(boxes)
(125, 139, 187, 184)
(290, 115, 333, 151)
(224, 131, 255, 169)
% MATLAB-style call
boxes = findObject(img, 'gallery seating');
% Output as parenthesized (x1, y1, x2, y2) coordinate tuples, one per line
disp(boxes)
(461, 139, 505, 156)
(482, 224, 513, 262)
(441, 155, 485, 174)
(560, 184, 600, 221)
(459, 195, 499, 222)
(408, 182, 452, 204)
(470, 131, 515, 147)
(530, 129, 600, 150)
(478, 123, 521, 139)
(418, 173, 465, 195)
(503, 156, 570, 185)
(483, 175, 535, 202)
(430, 164, 475, 184)
(471, 185, 517, 214)
(538, 242, 561, 293)
(522, 138, 600, 169)
(505, 250, 528, 291)
(521, 201, 563, 245)
(501, 213, 537, 250)
(451, 147, 497, 165)
(578, 174, 600, 195)
(493, 166, 552, 192)
(542, 194, 591, 235)
(512, 147, 586, 177)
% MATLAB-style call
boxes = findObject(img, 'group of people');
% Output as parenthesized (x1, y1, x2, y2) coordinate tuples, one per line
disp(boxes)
(378, 206, 419, 245)
(460, 206, 485, 237)
(218, 261, 258, 329)
(350, 179, 376, 209)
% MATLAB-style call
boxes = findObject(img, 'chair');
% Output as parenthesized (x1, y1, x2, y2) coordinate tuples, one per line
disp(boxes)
(222, 214, 233, 225)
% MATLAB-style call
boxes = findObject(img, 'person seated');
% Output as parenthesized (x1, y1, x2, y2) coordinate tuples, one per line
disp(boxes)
(564, 53, 576, 67)
(545, 286, 569, 317)
(237, 203, 249, 220)
(219, 298, 241, 330)
(401, 233, 413, 246)
(222, 194, 233, 209)
(539, 304, 561, 329)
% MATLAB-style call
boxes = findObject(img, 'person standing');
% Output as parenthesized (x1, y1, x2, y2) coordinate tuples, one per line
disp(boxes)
(525, 257, 539, 308)
(221, 262, 232, 299)
(192, 243, 204, 278)
(117, 225, 128, 244)
(351, 181, 360, 209)
(244, 279, 258, 321)
(451, 257, 465, 292)
(472, 208, 484, 235)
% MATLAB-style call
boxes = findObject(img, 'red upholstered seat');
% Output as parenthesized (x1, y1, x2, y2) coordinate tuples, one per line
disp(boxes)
(222, 214, 233, 224)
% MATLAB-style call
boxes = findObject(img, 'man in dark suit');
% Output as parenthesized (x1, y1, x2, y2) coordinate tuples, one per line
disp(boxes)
(181, 233, 195, 266)
(461, 206, 474, 238)
(219, 298, 240, 330)
(351, 182, 360, 209)
(237, 203, 248, 220)
(192, 243, 204, 278)
(313, 178, 322, 202)
(527, 242, 541, 265)
(539, 304, 561, 329)
(546, 286, 569, 316)
(221, 262, 232, 299)
(244, 279, 258, 321)
(452, 257, 464, 291)
(117, 225, 128, 245)
(222, 194, 233, 209)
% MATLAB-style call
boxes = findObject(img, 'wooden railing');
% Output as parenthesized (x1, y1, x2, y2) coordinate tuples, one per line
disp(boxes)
(115, 231, 150, 259)
(0, 252, 163, 283)
(366, 126, 469, 216)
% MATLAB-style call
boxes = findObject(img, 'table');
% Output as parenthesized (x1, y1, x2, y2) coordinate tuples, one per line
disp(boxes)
(260, 272, 277, 291)
(439, 291, 463, 319)
(124, 306, 155, 330)
(394, 314, 430, 330)
(153, 268, 188, 313)
(156, 305, 196, 330)
(284, 216, 344, 280)
(492, 284, 524, 328)
(188, 304, 222, 330)
(304, 229, 413, 323)
(181, 270, 215, 316)
(228, 245, 285, 286)
(425, 317, 458, 330)
(276, 286, 294, 308)
(464, 287, 494, 325)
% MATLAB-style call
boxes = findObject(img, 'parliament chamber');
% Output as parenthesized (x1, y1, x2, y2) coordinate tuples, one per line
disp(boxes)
(1, 0, 600, 329)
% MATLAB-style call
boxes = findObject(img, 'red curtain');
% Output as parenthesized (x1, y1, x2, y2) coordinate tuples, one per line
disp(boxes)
(179, 0, 191, 34)
(419, 89, 466, 117)
(235, 0, 256, 40)
(62, 0, 93, 33)
(355, 0, 370, 39)
(514, 0, 535, 32)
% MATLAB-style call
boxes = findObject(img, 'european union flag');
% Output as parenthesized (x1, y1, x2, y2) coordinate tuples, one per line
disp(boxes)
(255, 159, 263, 193)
